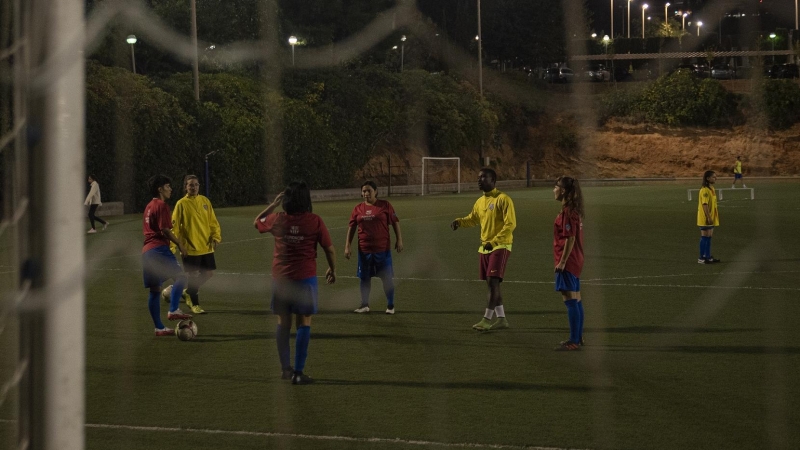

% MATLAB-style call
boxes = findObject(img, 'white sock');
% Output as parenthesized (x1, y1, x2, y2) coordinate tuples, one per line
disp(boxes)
(483, 309, 495, 320)
(494, 305, 505, 318)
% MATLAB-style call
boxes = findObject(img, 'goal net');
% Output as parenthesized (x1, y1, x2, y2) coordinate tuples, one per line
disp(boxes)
(421, 157, 460, 196)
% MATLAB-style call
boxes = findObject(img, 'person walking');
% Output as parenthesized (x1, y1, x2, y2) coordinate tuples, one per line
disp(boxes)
(84, 175, 108, 233)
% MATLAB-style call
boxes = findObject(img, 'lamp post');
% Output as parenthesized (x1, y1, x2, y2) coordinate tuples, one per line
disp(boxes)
(190, 0, 199, 101)
(627, 0, 633, 39)
(126, 35, 137, 73)
(696, 21, 702, 37)
(400, 35, 407, 72)
(610, 0, 614, 38)
(642, 4, 649, 39)
(769, 33, 777, 63)
(477, 0, 483, 98)
(682, 12, 688, 31)
(288, 36, 297, 66)
(591, 33, 597, 38)
(665, 2, 670, 24)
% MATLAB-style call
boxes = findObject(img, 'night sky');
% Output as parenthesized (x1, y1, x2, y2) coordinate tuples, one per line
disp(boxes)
(584, 0, 798, 36)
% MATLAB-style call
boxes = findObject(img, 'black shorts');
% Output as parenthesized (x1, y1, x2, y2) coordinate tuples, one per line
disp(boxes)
(182, 253, 217, 272)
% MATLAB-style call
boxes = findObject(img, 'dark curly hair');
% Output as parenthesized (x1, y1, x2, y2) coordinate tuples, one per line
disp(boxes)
(556, 175, 584, 218)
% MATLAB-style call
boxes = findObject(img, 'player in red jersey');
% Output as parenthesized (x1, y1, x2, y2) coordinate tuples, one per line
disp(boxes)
(255, 181, 336, 385)
(552, 176, 585, 351)
(141, 175, 192, 337)
(344, 181, 403, 314)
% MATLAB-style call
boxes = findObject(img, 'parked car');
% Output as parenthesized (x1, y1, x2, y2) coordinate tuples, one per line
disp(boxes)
(711, 63, 736, 79)
(583, 64, 611, 81)
(767, 63, 800, 79)
(543, 67, 574, 83)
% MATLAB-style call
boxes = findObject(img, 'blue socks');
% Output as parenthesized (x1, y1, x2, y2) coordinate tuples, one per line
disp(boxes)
(699, 236, 712, 259)
(295, 326, 311, 373)
(170, 277, 186, 312)
(381, 274, 395, 309)
(577, 301, 584, 342)
(359, 278, 370, 307)
(148, 291, 165, 329)
(564, 299, 581, 344)
(276, 324, 291, 370)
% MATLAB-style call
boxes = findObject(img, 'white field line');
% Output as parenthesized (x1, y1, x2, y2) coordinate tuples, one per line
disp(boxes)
(89, 268, 800, 291)
(82, 422, 574, 450)
(0, 419, 578, 450)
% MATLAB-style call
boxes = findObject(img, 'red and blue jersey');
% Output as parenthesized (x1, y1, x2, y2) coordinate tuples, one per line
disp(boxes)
(257, 212, 333, 280)
(143, 198, 172, 253)
(553, 208, 584, 277)
(348, 199, 399, 254)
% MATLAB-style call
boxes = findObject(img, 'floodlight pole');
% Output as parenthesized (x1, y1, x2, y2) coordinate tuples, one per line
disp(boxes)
(205, 150, 219, 198)
(190, 0, 200, 101)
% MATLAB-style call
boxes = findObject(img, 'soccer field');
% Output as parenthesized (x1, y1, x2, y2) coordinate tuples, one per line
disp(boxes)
(3, 181, 799, 450)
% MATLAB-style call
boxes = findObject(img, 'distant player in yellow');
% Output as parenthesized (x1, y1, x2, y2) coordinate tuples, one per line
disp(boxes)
(697, 170, 720, 264)
(451, 168, 517, 331)
(172, 175, 222, 313)
(732, 156, 746, 188)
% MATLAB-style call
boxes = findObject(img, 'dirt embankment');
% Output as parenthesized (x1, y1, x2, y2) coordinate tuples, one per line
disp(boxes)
(359, 120, 800, 184)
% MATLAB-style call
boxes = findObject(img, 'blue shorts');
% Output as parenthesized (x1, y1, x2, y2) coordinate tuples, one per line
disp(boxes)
(142, 246, 183, 289)
(271, 276, 318, 316)
(357, 250, 393, 280)
(734, 173, 742, 179)
(554, 270, 580, 292)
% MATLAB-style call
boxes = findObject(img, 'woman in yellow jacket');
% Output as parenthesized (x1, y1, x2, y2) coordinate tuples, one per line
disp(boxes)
(172, 175, 222, 314)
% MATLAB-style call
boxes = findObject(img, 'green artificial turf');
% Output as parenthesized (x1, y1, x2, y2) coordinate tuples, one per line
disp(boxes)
(3, 181, 799, 450)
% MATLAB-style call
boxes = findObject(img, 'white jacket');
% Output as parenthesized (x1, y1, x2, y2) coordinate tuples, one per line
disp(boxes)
(84, 181, 102, 206)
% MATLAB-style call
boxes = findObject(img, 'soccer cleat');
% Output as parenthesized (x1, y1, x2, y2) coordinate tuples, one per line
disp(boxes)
(102, 222, 109, 231)
(697, 258, 709, 264)
(472, 318, 493, 331)
(154, 327, 174, 337)
(385, 307, 395, 315)
(87, 229, 97, 234)
(555, 340, 582, 351)
(561, 337, 585, 346)
(706, 257, 721, 263)
(190, 305, 206, 314)
(167, 309, 192, 321)
(185, 295, 194, 307)
(291, 371, 314, 385)
(490, 317, 510, 330)
(353, 306, 370, 313)
(281, 366, 294, 380)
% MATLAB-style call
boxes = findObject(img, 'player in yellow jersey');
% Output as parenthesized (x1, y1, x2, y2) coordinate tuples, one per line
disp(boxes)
(732, 156, 746, 188)
(451, 168, 517, 331)
(171, 175, 222, 313)
(697, 170, 720, 264)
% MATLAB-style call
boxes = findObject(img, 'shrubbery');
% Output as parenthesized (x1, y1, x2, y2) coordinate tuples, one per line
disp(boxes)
(759, 79, 800, 130)
(86, 62, 507, 211)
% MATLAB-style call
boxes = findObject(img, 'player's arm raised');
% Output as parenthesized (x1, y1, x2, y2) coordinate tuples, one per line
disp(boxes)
(254, 192, 284, 227)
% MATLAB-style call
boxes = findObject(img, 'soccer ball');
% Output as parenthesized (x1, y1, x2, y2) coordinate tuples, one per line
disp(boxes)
(175, 319, 198, 341)
(161, 284, 191, 304)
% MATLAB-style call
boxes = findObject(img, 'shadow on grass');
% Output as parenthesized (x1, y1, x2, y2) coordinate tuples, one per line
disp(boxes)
(313, 378, 612, 392)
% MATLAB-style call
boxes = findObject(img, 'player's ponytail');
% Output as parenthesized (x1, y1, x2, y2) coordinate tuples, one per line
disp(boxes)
(556, 175, 584, 218)
(702, 170, 715, 188)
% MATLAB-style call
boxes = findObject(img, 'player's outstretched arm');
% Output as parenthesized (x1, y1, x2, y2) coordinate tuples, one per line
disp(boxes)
(323, 245, 337, 284)
(253, 192, 284, 227)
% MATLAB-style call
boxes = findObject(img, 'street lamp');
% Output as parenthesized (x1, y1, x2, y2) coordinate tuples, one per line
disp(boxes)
(682, 12, 688, 31)
(627, 0, 633, 39)
(477, 0, 483, 97)
(591, 33, 597, 38)
(769, 33, 777, 63)
(190, 0, 199, 101)
(665, 3, 670, 24)
(400, 35, 407, 72)
(696, 21, 702, 37)
(642, 4, 649, 39)
(126, 35, 137, 73)
(288, 36, 297, 66)
(610, 0, 614, 38)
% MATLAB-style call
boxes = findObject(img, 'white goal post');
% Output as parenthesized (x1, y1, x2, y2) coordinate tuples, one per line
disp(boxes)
(421, 157, 461, 196)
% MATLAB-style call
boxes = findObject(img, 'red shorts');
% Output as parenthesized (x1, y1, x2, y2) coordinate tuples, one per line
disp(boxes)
(479, 249, 510, 280)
